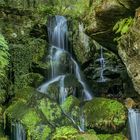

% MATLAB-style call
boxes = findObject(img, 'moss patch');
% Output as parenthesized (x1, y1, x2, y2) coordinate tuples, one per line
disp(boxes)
(21, 109, 40, 130)
(6, 99, 28, 120)
(38, 98, 62, 126)
(31, 125, 51, 140)
(98, 134, 128, 140)
(61, 95, 80, 113)
(75, 133, 99, 140)
(52, 126, 78, 140)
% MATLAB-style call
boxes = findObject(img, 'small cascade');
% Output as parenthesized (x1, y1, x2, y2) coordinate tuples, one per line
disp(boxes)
(71, 58, 92, 100)
(37, 15, 92, 103)
(38, 75, 64, 94)
(93, 40, 108, 83)
(59, 75, 67, 104)
(128, 109, 140, 140)
(79, 110, 85, 132)
(98, 46, 106, 82)
(11, 122, 26, 140)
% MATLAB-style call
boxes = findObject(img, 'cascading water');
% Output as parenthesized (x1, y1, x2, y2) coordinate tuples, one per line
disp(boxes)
(37, 15, 92, 103)
(93, 40, 107, 82)
(79, 110, 85, 132)
(11, 122, 26, 140)
(99, 46, 106, 82)
(128, 109, 140, 140)
(37, 15, 93, 132)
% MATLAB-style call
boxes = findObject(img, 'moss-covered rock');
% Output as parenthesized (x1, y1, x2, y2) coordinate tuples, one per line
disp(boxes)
(61, 95, 80, 113)
(52, 126, 78, 140)
(38, 98, 63, 126)
(118, 14, 140, 95)
(84, 98, 127, 133)
(52, 126, 100, 140)
(32, 125, 52, 140)
(14, 87, 36, 102)
(75, 133, 99, 140)
(5, 98, 42, 139)
(98, 134, 128, 140)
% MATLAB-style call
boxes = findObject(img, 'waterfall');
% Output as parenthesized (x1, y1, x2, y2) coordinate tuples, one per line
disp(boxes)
(11, 122, 26, 140)
(128, 109, 140, 140)
(37, 15, 92, 104)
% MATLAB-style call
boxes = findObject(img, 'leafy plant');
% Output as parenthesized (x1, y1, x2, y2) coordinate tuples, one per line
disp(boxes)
(113, 17, 133, 35)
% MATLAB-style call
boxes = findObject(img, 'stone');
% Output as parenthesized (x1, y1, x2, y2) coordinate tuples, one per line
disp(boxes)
(124, 98, 136, 109)
(84, 98, 127, 133)
(118, 15, 140, 95)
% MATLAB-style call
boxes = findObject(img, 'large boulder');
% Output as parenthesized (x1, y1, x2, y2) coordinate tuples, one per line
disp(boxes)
(118, 11, 140, 95)
(84, 98, 127, 133)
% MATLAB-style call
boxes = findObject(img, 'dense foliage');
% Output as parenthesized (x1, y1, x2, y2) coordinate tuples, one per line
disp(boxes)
(0, 34, 9, 90)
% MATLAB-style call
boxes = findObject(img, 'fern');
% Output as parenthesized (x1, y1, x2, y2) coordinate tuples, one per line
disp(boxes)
(0, 34, 9, 77)
(113, 17, 133, 35)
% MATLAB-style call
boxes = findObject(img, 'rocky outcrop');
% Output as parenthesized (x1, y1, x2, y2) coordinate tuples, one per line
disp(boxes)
(82, 0, 140, 96)
(84, 0, 140, 52)
(118, 13, 140, 95)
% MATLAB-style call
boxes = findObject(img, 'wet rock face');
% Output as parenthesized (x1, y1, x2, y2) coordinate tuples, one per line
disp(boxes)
(118, 17, 140, 95)
(84, 0, 140, 52)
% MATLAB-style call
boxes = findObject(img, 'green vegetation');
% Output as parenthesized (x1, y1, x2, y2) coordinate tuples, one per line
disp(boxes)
(113, 17, 134, 41)
(0, 34, 9, 88)
(52, 126, 78, 140)
(98, 134, 128, 140)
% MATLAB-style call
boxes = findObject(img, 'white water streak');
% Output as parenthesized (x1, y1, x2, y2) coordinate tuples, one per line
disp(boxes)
(128, 109, 140, 140)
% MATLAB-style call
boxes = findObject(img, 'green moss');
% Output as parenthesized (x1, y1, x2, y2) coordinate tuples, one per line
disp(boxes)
(21, 109, 40, 129)
(84, 98, 127, 133)
(61, 95, 80, 113)
(18, 73, 44, 88)
(52, 127, 100, 140)
(41, 125, 51, 140)
(6, 99, 28, 120)
(0, 136, 9, 140)
(21, 109, 41, 138)
(38, 98, 62, 125)
(15, 86, 35, 101)
(32, 125, 51, 140)
(98, 134, 128, 140)
(52, 126, 78, 140)
(75, 133, 99, 140)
